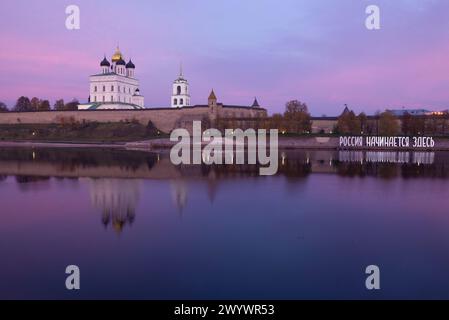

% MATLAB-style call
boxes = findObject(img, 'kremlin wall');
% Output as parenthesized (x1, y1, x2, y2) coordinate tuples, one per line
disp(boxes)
(0, 47, 267, 134)
(0, 94, 267, 134)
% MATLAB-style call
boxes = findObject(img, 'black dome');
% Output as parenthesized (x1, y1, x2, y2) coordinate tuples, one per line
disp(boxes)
(100, 57, 110, 67)
(126, 59, 135, 69)
(116, 58, 126, 66)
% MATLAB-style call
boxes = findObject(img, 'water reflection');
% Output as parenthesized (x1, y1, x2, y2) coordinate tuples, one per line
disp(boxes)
(88, 178, 140, 233)
(1, 147, 448, 181)
(170, 180, 188, 213)
(339, 151, 435, 165)
(3, 147, 449, 299)
(1, 147, 449, 232)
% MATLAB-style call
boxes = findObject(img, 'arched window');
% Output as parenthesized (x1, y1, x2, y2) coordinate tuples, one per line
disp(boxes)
(177, 86, 181, 95)
(111, 85, 114, 92)
(94, 86, 97, 92)
(111, 96, 114, 102)
(174, 98, 178, 105)
(180, 98, 184, 105)
(103, 86, 106, 92)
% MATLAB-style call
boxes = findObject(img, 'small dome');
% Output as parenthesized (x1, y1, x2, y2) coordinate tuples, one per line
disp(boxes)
(100, 56, 110, 67)
(116, 58, 126, 66)
(126, 59, 135, 69)
(111, 46, 123, 62)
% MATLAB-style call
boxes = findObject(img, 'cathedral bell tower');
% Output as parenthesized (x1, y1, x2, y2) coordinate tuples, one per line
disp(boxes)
(171, 63, 190, 108)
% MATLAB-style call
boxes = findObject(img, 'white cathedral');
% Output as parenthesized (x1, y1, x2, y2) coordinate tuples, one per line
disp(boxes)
(78, 47, 145, 110)
(78, 46, 192, 110)
(77, 47, 265, 117)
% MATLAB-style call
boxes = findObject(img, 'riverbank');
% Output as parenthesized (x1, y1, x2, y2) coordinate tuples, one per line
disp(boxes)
(2, 136, 449, 151)
(0, 141, 124, 148)
(126, 136, 449, 151)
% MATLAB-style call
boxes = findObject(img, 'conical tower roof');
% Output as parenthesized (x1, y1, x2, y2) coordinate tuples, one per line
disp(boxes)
(251, 97, 260, 107)
(208, 89, 217, 100)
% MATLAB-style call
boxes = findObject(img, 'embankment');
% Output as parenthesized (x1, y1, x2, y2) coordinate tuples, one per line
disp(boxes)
(126, 136, 449, 151)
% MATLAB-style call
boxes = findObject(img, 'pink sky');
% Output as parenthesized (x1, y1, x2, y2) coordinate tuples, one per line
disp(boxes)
(1, 0, 449, 115)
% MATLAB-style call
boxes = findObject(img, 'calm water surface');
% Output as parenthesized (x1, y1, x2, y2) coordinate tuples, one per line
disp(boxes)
(1, 147, 449, 299)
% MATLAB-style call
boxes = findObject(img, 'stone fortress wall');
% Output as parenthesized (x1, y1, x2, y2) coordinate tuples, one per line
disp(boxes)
(0, 104, 267, 134)
(0, 107, 339, 134)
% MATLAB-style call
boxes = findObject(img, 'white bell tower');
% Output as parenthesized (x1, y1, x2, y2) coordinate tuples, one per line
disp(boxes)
(171, 63, 190, 108)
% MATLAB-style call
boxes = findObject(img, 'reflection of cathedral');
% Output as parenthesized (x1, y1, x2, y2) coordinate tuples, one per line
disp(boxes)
(88, 178, 141, 233)
(169, 174, 219, 214)
(170, 179, 188, 213)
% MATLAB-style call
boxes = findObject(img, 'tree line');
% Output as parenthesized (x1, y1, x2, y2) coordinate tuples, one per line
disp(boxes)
(334, 107, 400, 136)
(335, 106, 449, 136)
(0, 97, 80, 112)
(217, 100, 313, 134)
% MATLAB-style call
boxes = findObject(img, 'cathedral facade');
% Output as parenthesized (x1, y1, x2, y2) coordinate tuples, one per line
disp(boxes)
(78, 47, 144, 110)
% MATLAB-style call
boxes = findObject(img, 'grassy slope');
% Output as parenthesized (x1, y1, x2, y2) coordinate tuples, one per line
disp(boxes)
(0, 122, 167, 143)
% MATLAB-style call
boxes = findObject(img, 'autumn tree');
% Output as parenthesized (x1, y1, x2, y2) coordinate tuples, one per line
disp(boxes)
(336, 107, 361, 134)
(54, 99, 65, 111)
(38, 100, 51, 111)
(30, 97, 40, 111)
(401, 112, 412, 135)
(378, 111, 400, 135)
(358, 112, 367, 134)
(285, 99, 309, 114)
(269, 113, 286, 132)
(283, 100, 312, 134)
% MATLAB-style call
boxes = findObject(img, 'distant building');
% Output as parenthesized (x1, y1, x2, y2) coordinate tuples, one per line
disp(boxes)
(387, 109, 432, 116)
(78, 47, 144, 110)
